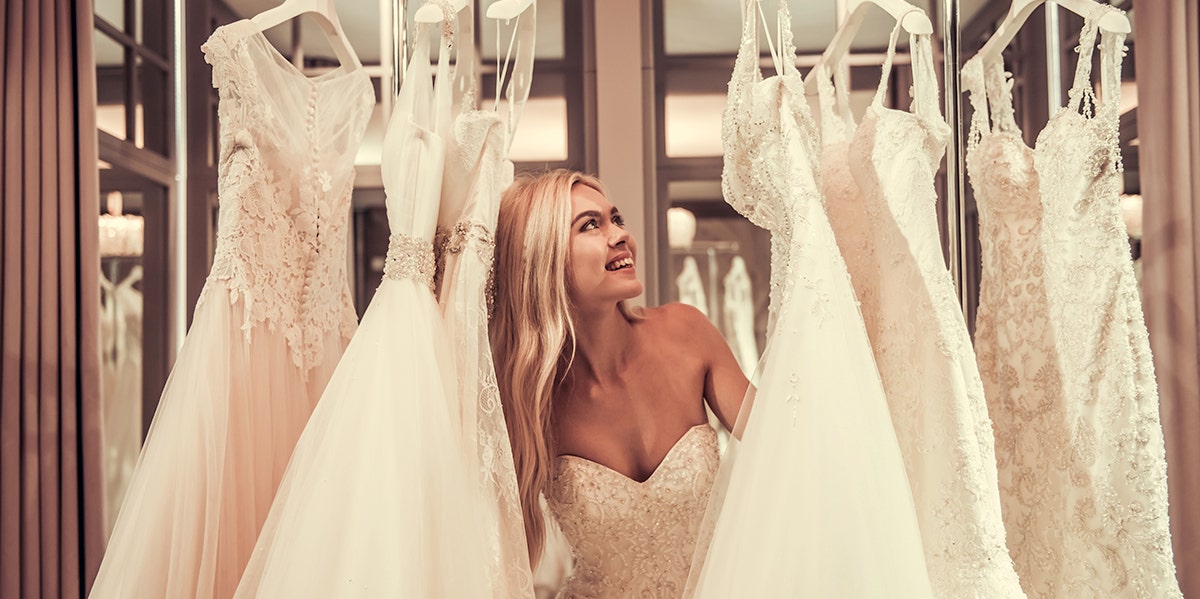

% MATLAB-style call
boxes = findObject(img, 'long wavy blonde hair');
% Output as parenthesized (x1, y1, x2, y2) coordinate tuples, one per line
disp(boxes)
(491, 169, 639, 565)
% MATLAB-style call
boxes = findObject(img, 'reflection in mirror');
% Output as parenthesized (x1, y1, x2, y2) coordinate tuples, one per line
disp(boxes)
(665, 181, 770, 372)
(98, 190, 145, 539)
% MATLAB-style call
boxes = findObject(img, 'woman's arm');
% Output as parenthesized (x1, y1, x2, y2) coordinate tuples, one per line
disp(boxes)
(673, 304, 751, 432)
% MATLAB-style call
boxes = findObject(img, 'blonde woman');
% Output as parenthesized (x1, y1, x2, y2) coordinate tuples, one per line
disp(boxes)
(491, 169, 749, 597)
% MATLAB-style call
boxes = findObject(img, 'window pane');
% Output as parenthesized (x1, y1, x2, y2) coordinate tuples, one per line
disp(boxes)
(479, 0, 565, 60)
(95, 0, 124, 30)
(482, 73, 570, 163)
(665, 94, 724, 157)
(137, 58, 169, 154)
(95, 31, 129, 141)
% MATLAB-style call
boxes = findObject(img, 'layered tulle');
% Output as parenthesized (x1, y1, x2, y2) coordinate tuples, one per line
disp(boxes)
(233, 278, 492, 597)
(687, 1, 933, 595)
(90, 284, 345, 598)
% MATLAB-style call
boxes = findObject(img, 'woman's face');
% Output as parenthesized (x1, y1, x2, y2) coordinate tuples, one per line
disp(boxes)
(567, 184, 644, 308)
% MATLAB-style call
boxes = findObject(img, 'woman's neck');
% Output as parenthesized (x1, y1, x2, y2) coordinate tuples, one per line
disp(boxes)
(570, 303, 636, 384)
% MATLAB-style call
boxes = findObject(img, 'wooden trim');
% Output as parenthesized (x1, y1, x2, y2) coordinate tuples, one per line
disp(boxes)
(93, 16, 171, 71)
(97, 131, 175, 187)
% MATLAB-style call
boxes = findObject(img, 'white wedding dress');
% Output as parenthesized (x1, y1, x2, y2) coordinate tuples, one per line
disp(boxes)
(817, 23, 1024, 598)
(964, 6, 1179, 597)
(233, 19, 492, 598)
(99, 266, 144, 537)
(90, 20, 373, 598)
(686, 2, 932, 596)
(434, 6, 535, 594)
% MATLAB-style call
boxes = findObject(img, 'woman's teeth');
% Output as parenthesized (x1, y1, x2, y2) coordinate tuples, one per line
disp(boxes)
(606, 257, 633, 271)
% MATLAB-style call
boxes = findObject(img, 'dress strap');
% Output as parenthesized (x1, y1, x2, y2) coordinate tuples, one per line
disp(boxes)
(429, 0, 457, 142)
(909, 33, 941, 121)
(492, 3, 536, 149)
(730, 0, 764, 99)
(870, 12, 920, 108)
(1065, 3, 1115, 117)
(774, 0, 798, 77)
(961, 57, 995, 154)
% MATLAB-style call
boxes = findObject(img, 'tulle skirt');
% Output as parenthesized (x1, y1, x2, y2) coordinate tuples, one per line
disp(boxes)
(90, 282, 346, 598)
(233, 278, 492, 598)
(686, 244, 934, 597)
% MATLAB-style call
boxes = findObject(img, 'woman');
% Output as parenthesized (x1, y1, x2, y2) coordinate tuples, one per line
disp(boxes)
(491, 169, 750, 597)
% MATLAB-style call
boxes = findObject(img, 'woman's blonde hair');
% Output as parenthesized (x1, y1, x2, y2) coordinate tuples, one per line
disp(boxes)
(491, 169, 638, 565)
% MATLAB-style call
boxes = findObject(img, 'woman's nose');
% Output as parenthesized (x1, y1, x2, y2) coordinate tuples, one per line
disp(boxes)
(609, 226, 631, 247)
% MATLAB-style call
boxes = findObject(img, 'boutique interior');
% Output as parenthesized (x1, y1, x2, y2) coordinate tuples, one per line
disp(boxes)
(2, 0, 1198, 596)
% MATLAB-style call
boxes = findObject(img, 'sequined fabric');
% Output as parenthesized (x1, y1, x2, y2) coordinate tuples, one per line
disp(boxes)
(546, 425, 719, 598)
(384, 233, 436, 290)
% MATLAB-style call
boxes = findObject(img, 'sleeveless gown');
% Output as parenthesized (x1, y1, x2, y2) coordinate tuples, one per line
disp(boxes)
(89, 20, 373, 598)
(435, 11, 535, 591)
(686, 2, 932, 596)
(964, 6, 1180, 597)
(232, 20, 493, 598)
(817, 22, 1024, 598)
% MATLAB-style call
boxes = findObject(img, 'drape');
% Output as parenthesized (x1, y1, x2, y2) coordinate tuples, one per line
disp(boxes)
(1132, 0, 1200, 595)
(1, 0, 105, 596)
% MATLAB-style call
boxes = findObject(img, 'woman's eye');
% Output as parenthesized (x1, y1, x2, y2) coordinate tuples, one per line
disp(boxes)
(613, 215, 626, 228)
(580, 219, 599, 232)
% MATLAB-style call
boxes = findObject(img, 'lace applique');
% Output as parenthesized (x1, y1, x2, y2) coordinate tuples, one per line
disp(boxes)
(197, 23, 374, 374)
(384, 233, 436, 290)
(967, 7, 1180, 596)
(547, 426, 719, 598)
(819, 26, 1023, 597)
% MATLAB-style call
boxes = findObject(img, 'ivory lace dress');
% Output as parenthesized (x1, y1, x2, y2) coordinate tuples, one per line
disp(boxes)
(90, 20, 372, 598)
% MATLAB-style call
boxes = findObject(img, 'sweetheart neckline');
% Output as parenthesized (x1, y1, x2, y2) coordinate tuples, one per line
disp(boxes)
(555, 424, 713, 485)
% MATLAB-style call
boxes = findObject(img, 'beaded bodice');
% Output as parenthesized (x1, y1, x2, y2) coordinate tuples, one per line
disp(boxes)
(546, 425, 719, 598)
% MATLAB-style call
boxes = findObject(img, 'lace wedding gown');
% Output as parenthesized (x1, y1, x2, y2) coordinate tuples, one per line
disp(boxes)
(686, 2, 932, 596)
(233, 19, 492, 598)
(817, 23, 1023, 598)
(435, 14, 534, 592)
(90, 20, 372, 598)
(547, 424, 719, 597)
(965, 7, 1179, 597)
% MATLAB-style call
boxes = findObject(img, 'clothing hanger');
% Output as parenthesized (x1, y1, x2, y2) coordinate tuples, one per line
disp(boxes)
(487, 0, 535, 148)
(486, 0, 533, 20)
(414, 0, 470, 23)
(975, 0, 1130, 63)
(250, 0, 362, 68)
(411, 0, 476, 114)
(804, 0, 931, 94)
(803, 0, 932, 94)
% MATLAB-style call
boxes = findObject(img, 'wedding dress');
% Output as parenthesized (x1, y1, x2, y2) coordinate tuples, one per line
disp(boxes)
(817, 23, 1023, 598)
(99, 266, 144, 537)
(90, 19, 372, 598)
(435, 6, 534, 594)
(686, 2, 931, 596)
(964, 6, 1179, 597)
(233, 18, 492, 598)
(676, 256, 709, 316)
(721, 256, 759, 374)
(547, 424, 719, 598)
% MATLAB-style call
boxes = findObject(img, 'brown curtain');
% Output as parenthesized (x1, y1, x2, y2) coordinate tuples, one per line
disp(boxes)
(1, 0, 105, 597)
(1133, 0, 1200, 595)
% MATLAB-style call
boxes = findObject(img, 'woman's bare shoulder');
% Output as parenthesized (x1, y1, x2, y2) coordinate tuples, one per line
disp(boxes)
(637, 302, 719, 343)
